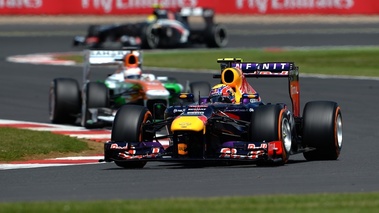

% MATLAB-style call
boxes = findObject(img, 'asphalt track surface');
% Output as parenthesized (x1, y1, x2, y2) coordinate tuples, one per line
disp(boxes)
(0, 20, 379, 202)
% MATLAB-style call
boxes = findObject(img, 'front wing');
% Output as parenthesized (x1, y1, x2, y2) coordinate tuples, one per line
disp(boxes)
(103, 140, 285, 164)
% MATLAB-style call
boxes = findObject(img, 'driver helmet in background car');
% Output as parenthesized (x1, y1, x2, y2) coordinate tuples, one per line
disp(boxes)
(209, 84, 235, 103)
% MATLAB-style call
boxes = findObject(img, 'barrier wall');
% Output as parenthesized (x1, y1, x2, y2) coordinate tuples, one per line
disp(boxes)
(1, 0, 379, 15)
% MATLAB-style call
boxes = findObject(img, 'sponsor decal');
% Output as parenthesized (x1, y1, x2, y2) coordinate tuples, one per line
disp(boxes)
(0, 0, 42, 8)
(291, 85, 299, 95)
(178, 121, 191, 128)
(186, 111, 204, 115)
(178, 143, 187, 155)
(235, 0, 355, 13)
(0, 0, 376, 15)
(80, 0, 198, 13)
(233, 62, 291, 72)
(110, 143, 130, 149)
(247, 143, 268, 149)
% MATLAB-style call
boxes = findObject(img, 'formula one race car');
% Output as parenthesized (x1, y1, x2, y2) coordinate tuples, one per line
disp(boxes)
(73, 7, 228, 49)
(103, 58, 343, 168)
(49, 48, 185, 129)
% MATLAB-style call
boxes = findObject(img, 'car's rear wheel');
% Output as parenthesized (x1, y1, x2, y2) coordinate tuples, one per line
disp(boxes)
(112, 105, 153, 169)
(189, 81, 211, 103)
(49, 78, 81, 125)
(206, 24, 228, 48)
(302, 101, 342, 161)
(87, 25, 100, 37)
(250, 104, 292, 165)
(141, 24, 159, 49)
(82, 82, 109, 129)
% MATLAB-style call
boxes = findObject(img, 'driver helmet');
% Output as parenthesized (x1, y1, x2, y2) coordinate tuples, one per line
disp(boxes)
(123, 53, 142, 79)
(146, 14, 157, 22)
(124, 67, 142, 79)
(209, 84, 235, 103)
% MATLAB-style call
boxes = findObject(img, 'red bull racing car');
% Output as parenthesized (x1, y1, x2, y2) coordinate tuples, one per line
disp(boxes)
(103, 58, 343, 168)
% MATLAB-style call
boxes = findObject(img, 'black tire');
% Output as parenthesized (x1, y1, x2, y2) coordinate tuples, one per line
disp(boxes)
(49, 78, 81, 125)
(87, 25, 100, 37)
(205, 24, 228, 48)
(141, 23, 159, 49)
(250, 104, 292, 165)
(82, 82, 109, 128)
(302, 101, 342, 161)
(111, 105, 153, 169)
(189, 81, 211, 103)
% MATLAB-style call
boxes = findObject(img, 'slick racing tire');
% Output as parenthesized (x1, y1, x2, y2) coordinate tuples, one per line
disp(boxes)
(302, 101, 342, 161)
(189, 81, 211, 103)
(250, 104, 292, 165)
(49, 78, 81, 125)
(111, 105, 153, 169)
(205, 24, 228, 48)
(87, 25, 100, 37)
(141, 23, 159, 49)
(82, 82, 109, 129)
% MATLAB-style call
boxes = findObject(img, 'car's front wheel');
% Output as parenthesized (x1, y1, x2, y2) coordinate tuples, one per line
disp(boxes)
(111, 105, 153, 168)
(250, 104, 292, 165)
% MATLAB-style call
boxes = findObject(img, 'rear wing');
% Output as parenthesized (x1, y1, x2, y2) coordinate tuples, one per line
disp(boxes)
(215, 58, 301, 117)
(180, 7, 214, 17)
(215, 58, 297, 78)
(179, 7, 215, 24)
(83, 48, 142, 84)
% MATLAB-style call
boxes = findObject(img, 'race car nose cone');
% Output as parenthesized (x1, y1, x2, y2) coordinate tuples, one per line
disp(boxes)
(146, 89, 170, 99)
(171, 116, 205, 132)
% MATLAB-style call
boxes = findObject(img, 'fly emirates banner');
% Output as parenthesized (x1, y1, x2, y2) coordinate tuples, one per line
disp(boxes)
(0, 0, 378, 15)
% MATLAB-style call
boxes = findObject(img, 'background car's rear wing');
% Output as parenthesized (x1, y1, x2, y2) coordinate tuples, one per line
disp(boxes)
(179, 7, 215, 24)
(82, 48, 142, 83)
(180, 7, 214, 17)
(215, 58, 301, 117)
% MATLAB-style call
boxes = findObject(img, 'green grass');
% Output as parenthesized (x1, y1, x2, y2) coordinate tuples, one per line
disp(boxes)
(59, 47, 379, 77)
(0, 127, 90, 162)
(1, 192, 379, 212)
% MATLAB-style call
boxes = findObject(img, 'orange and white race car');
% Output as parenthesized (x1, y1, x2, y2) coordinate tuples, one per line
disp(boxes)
(49, 48, 183, 128)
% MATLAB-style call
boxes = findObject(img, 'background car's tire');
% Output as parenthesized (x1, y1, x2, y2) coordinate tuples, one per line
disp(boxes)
(87, 25, 100, 37)
(111, 105, 153, 169)
(189, 81, 211, 103)
(205, 24, 228, 48)
(49, 78, 81, 125)
(82, 82, 109, 129)
(250, 104, 292, 165)
(302, 101, 342, 161)
(141, 24, 159, 49)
